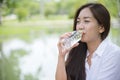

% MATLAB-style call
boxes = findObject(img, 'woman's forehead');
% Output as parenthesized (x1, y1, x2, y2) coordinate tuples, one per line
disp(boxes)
(78, 8, 94, 19)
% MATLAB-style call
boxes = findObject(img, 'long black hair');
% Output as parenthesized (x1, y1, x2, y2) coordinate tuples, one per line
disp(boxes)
(65, 3, 110, 80)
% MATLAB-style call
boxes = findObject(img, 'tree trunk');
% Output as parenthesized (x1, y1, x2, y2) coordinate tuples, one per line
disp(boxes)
(0, 3, 2, 25)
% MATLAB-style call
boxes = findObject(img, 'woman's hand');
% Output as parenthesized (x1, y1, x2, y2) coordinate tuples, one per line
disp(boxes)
(57, 32, 79, 58)
(56, 32, 79, 80)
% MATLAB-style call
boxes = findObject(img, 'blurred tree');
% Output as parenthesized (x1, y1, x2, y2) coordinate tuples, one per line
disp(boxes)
(12, 0, 39, 21)
(45, 1, 57, 17)
(55, 0, 87, 19)
(0, 0, 119, 21)
(0, 0, 19, 18)
(67, 0, 88, 18)
(0, 0, 20, 24)
(0, 0, 40, 22)
(14, 7, 28, 21)
(0, 0, 4, 25)
(97, 0, 118, 18)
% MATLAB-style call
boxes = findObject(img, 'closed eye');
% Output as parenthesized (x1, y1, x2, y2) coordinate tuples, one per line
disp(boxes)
(85, 20, 90, 22)
(84, 20, 90, 23)
(76, 20, 80, 24)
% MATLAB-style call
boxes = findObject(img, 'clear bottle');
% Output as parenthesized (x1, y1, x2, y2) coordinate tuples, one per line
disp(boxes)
(62, 30, 83, 49)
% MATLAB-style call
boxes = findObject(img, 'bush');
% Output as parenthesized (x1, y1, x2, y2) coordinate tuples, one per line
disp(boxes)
(15, 7, 29, 21)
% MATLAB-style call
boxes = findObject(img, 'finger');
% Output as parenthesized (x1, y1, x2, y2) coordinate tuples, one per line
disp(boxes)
(65, 43, 79, 52)
(72, 43, 79, 48)
(65, 32, 72, 37)
(60, 32, 72, 40)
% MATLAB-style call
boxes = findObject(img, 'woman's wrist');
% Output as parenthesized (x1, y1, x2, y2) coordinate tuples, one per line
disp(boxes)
(58, 54, 66, 61)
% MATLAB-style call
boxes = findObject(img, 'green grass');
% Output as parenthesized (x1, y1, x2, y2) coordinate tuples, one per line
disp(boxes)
(0, 20, 73, 34)
(0, 19, 73, 42)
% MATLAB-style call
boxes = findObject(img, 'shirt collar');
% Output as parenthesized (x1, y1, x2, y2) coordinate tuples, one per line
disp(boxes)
(94, 37, 109, 57)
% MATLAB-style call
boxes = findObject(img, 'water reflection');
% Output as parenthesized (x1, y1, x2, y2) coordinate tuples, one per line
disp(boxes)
(2, 35, 59, 80)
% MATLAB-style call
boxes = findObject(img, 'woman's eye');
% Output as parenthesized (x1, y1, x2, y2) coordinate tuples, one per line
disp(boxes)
(84, 20, 90, 23)
(76, 21, 80, 24)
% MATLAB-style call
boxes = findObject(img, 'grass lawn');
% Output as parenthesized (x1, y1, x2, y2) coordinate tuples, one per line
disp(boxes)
(0, 19, 73, 42)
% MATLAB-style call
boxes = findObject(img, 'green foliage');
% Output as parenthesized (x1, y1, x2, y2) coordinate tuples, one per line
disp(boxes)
(55, 0, 87, 19)
(1, 0, 119, 22)
(0, 0, 4, 3)
(15, 7, 29, 21)
(68, 0, 87, 18)
(18, 0, 40, 15)
(45, 1, 57, 17)
(27, 2, 40, 15)
(1, 0, 40, 21)
(6, 0, 19, 8)
(97, 0, 118, 18)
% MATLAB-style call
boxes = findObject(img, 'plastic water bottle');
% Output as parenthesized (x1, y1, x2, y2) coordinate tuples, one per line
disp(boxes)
(62, 30, 83, 49)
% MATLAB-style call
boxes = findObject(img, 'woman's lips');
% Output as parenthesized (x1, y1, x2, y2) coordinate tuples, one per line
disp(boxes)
(82, 31, 86, 37)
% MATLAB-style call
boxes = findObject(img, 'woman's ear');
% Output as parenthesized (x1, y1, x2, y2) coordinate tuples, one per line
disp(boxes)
(99, 26, 105, 33)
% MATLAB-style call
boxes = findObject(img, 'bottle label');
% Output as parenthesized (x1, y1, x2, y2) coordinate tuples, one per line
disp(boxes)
(62, 30, 83, 49)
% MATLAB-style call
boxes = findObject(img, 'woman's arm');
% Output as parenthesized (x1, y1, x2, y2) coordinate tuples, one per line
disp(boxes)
(55, 33, 69, 80)
(55, 32, 79, 80)
(55, 55, 67, 80)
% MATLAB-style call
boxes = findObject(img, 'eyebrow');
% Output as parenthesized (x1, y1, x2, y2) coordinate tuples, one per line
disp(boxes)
(77, 16, 92, 19)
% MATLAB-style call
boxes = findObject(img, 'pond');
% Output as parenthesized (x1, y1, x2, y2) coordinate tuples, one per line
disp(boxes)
(1, 34, 59, 80)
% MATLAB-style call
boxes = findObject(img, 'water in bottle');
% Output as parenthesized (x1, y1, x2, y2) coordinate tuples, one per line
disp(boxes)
(62, 30, 83, 49)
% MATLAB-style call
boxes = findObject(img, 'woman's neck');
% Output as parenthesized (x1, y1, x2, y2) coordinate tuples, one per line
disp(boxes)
(87, 38, 102, 55)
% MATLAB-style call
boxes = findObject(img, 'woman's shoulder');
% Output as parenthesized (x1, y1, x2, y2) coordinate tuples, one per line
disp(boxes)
(108, 41, 120, 53)
(103, 37, 120, 52)
(102, 38, 120, 58)
(101, 39, 120, 63)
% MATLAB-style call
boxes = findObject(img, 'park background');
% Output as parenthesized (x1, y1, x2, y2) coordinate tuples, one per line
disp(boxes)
(0, 0, 120, 80)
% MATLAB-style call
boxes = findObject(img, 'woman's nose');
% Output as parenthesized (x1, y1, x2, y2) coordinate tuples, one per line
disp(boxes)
(76, 23, 84, 30)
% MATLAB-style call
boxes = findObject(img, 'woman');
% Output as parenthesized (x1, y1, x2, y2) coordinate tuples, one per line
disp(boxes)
(55, 3, 120, 80)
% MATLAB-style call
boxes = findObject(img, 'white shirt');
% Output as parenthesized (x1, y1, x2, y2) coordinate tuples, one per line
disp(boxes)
(86, 38, 120, 80)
